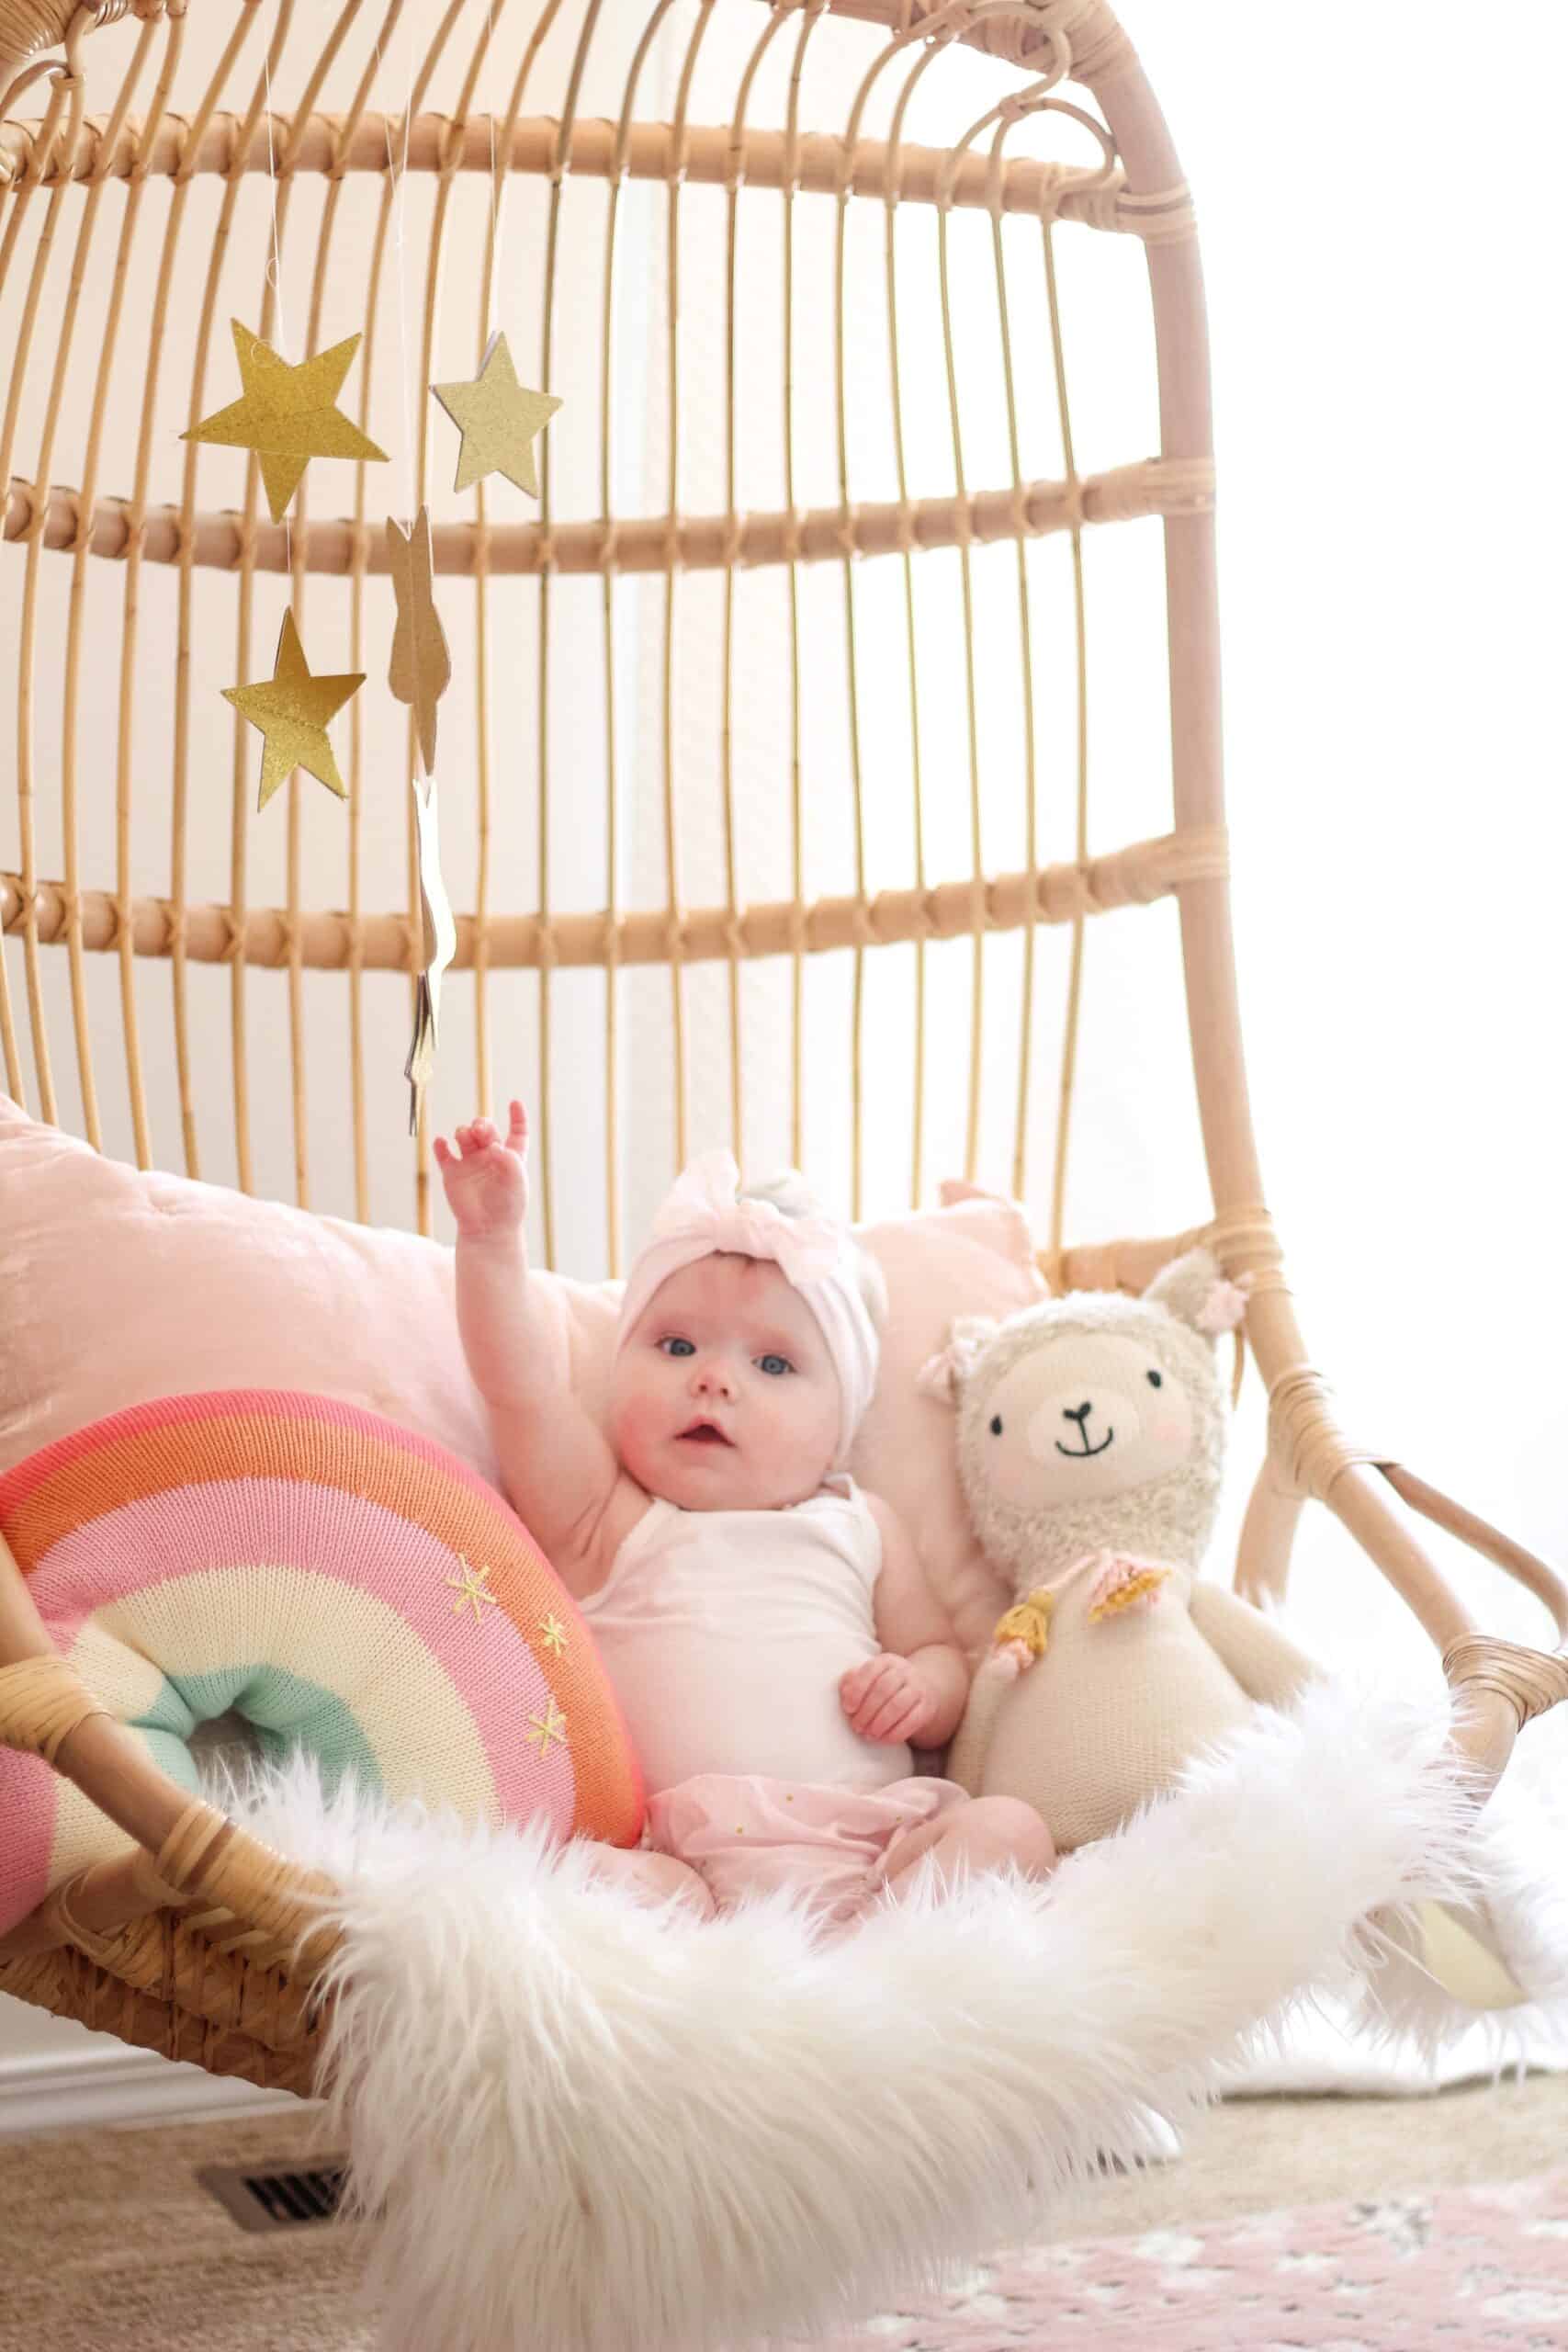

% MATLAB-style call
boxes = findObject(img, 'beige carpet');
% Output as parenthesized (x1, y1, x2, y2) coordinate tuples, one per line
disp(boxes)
(2, 2075, 1563, 2352)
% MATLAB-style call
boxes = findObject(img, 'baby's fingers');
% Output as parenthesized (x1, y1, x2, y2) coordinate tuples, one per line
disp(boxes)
(863, 1686, 921, 1743)
(840, 1656, 897, 1714)
(433, 1135, 455, 1169)
(506, 1100, 528, 1155)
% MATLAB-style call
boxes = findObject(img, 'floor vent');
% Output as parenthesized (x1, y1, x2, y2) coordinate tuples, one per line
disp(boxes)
(197, 2159, 350, 2233)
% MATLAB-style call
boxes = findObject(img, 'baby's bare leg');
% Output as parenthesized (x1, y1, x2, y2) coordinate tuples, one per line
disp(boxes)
(881, 1795, 1055, 1902)
(582, 1844, 717, 1920)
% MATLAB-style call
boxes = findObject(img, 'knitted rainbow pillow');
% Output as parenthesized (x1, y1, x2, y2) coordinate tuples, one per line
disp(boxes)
(0, 1391, 645, 1939)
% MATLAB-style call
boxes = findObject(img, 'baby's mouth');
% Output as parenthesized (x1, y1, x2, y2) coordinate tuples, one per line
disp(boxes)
(677, 1419, 734, 1448)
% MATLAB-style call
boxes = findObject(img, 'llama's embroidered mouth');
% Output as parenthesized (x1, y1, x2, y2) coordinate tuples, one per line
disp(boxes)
(1055, 1429, 1114, 1458)
(678, 1420, 734, 1447)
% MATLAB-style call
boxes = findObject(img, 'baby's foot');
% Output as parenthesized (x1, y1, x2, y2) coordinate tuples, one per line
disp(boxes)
(1086, 1553, 1171, 1622)
(581, 1845, 717, 1921)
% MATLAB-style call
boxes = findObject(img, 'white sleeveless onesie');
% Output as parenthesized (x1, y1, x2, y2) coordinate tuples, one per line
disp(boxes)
(579, 1476, 913, 1795)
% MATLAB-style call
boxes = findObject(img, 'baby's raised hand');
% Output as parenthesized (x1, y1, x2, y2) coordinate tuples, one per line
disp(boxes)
(840, 1653, 939, 1747)
(434, 1101, 529, 1242)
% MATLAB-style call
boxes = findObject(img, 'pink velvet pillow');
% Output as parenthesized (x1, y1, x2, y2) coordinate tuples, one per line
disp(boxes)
(0, 1100, 1040, 1650)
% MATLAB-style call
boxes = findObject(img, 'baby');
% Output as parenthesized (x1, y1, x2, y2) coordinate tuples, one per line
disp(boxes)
(434, 1103, 1055, 1926)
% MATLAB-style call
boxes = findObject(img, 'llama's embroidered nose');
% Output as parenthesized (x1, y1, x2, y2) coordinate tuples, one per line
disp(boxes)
(1055, 1402, 1114, 1458)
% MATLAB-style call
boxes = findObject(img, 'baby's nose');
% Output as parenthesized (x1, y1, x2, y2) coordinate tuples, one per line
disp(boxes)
(692, 1355, 735, 1396)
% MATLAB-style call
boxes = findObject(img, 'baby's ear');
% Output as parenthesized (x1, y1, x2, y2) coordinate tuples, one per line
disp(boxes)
(916, 1315, 998, 1405)
(1143, 1246, 1250, 1340)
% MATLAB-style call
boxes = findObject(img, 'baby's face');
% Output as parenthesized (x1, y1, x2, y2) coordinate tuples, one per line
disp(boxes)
(611, 1254, 842, 1511)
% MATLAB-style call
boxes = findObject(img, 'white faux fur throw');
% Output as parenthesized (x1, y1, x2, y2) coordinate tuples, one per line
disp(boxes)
(222, 1681, 1516, 2352)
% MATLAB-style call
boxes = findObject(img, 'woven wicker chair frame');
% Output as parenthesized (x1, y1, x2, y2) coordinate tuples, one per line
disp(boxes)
(1, 0, 1564, 2095)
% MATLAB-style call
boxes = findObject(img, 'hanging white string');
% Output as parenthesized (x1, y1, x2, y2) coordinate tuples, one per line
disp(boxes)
(487, 0, 507, 339)
(374, 7, 420, 526)
(261, 9, 292, 580)
(261, 25, 288, 356)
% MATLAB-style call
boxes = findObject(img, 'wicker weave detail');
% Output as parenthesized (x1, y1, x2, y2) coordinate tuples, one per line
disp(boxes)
(149, 1807, 343, 1973)
(0, 1654, 110, 1763)
(1263, 1366, 1382, 1505)
(0, 1943, 323, 2092)
(45, 1899, 327, 2051)
(1037, 1223, 1208, 1297)
(1, 828, 1228, 978)
(819, 0, 1132, 79)
(29, 1845, 187, 1944)
(0, 106, 1159, 222)
(2, 458, 1211, 579)
(1442, 1634, 1568, 1730)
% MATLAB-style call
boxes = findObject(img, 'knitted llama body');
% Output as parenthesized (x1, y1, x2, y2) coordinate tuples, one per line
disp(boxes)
(931, 1249, 1318, 1855)
(948, 1554, 1312, 1852)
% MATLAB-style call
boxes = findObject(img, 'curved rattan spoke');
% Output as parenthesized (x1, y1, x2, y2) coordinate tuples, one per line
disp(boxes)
(2, 827, 1227, 975)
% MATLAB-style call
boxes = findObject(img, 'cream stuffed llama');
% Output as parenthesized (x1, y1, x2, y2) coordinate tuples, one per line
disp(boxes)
(927, 1246, 1321, 1854)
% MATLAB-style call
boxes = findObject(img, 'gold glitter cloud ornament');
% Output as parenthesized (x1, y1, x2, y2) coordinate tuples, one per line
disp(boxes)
(431, 331, 562, 498)
(221, 609, 366, 810)
(183, 322, 389, 524)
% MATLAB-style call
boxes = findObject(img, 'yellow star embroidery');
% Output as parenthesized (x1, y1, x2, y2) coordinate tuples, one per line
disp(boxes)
(431, 332, 562, 498)
(527, 1700, 569, 1755)
(222, 609, 365, 810)
(537, 1614, 570, 1659)
(183, 321, 389, 523)
(446, 1555, 499, 1626)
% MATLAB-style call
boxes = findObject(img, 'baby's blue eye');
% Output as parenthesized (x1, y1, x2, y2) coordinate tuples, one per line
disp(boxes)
(660, 1336, 695, 1358)
(756, 1353, 793, 1377)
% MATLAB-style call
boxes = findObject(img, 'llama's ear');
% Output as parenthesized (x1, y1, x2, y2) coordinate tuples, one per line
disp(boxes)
(1144, 1247, 1250, 1339)
(916, 1316, 998, 1405)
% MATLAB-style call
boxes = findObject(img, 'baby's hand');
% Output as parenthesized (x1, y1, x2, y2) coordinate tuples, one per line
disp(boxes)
(434, 1101, 529, 1242)
(840, 1654, 940, 1747)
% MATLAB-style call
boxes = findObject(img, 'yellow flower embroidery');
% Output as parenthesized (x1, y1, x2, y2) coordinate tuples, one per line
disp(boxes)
(537, 1613, 570, 1658)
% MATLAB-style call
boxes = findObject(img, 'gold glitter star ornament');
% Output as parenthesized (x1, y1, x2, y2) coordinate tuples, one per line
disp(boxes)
(222, 609, 365, 810)
(183, 321, 389, 523)
(431, 332, 562, 498)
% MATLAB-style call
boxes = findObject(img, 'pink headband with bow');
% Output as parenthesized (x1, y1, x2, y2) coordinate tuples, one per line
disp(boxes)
(615, 1152, 879, 1468)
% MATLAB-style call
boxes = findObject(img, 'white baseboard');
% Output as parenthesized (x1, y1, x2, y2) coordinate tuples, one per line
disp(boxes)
(0, 2044, 305, 2137)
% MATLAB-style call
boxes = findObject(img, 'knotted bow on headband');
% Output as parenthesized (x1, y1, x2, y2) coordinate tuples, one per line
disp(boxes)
(615, 1151, 880, 1469)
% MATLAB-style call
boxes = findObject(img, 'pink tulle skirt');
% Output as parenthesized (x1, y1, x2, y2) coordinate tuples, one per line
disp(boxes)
(646, 1770, 968, 1926)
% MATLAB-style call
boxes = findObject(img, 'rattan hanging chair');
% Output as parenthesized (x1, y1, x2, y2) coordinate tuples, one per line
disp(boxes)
(1, 0, 1566, 2263)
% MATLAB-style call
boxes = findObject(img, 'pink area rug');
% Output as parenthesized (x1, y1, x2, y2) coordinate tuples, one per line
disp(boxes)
(820, 2172, 1568, 2349)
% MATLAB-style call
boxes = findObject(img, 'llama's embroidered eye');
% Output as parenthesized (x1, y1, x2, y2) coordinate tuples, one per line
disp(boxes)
(989, 1415, 1003, 1435)
(1145, 1369, 1163, 1388)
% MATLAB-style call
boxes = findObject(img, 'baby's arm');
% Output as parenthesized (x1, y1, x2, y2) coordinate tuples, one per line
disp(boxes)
(435, 1103, 647, 1596)
(840, 1495, 970, 1750)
